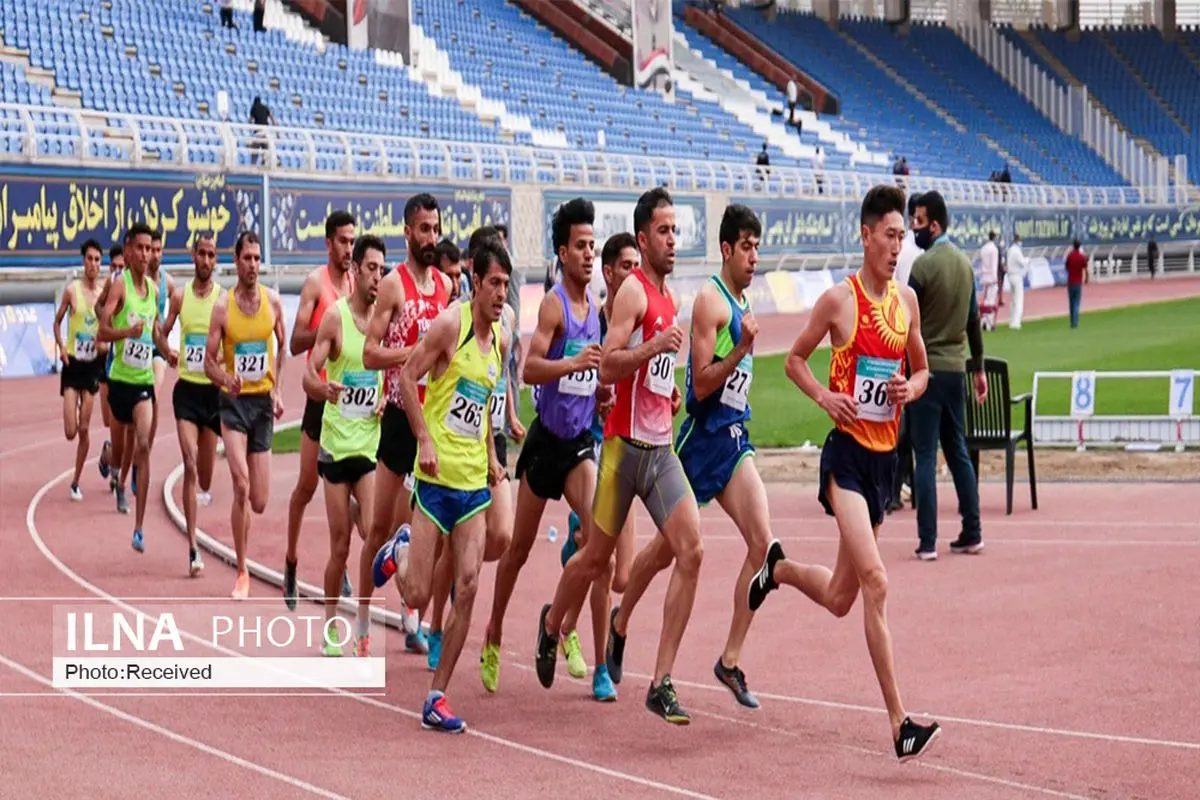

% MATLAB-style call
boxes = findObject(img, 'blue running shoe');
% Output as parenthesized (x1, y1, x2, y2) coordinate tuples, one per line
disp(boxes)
(132, 464, 138, 497)
(98, 440, 111, 479)
(561, 511, 580, 568)
(421, 690, 466, 733)
(427, 631, 443, 671)
(372, 525, 410, 588)
(593, 664, 617, 702)
(131, 529, 144, 553)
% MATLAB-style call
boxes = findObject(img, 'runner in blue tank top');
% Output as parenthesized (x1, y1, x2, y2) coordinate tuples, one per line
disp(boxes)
(672, 205, 779, 711)
(479, 198, 618, 702)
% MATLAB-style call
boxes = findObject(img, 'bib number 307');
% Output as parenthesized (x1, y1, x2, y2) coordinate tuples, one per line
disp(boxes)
(853, 356, 901, 422)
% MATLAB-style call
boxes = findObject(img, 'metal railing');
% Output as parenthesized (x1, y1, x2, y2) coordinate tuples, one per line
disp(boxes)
(0, 103, 1177, 207)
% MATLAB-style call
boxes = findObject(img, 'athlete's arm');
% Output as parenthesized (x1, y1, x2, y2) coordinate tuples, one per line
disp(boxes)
(362, 273, 413, 370)
(688, 283, 753, 402)
(204, 294, 236, 392)
(270, 289, 287, 417)
(499, 308, 525, 440)
(97, 277, 134, 343)
(53, 283, 73, 364)
(599, 277, 673, 385)
(522, 291, 598, 384)
(398, 309, 456, 478)
(302, 306, 342, 403)
(288, 270, 322, 356)
(785, 285, 857, 427)
(159, 285, 184, 340)
(889, 286, 930, 406)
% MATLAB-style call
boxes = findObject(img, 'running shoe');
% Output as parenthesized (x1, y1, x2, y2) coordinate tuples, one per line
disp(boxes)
(98, 440, 111, 479)
(400, 606, 420, 636)
(560, 630, 587, 679)
(197, 491, 213, 507)
(322, 621, 343, 657)
(341, 569, 353, 599)
(372, 525, 410, 588)
(427, 630, 443, 671)
(714, 658, 760, 709)
(646, 676, 690, 725)
(949, 537, 985, 555)
(748, 539, 785, 612)
(534, 603, 558, 689)
(283, 559, 298, 611)
(354, 635, 370, 658)
(189, 549, 204, 577)
(561, 510, 580, 567)
(593, 665, 617, 702)
(69, 484, 82, 502)
(480, 640, 500, 692)
(421, 691, 466, 733)
(895, 717, 941, 762)
(232, 570, 249, 600)
(605, 606, 625, 684)
(116, 488, 129, 515)
(131, 529, 144, 553)
(406, 630, 429, 655)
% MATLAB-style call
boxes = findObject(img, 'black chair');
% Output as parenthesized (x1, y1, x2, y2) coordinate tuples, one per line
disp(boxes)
(964, 357, 1037, 516)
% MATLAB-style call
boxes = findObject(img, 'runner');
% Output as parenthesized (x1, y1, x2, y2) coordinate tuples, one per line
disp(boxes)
(748, 184, 943, 761)
(97, 223, 173, 551)
(372, 237, 512, 733)
(129, 229, 172, 501)
(481, 197, 613, 699)
(302, 235, 386, 657)
(203, 231, 287, 600)
(436, 237, 467, 302)
(534, 187, 702, 725)
(284, 210, 358, 611)
(357, 193, 452, 654)
(97, 243, 125, 464)
(671, 204, 773, 709)
(53, 239, 105, 501)
(159, 232, 223, 577)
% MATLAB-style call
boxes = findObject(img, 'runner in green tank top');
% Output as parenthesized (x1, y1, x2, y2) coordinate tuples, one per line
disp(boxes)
(98, 223, 175, 555)
(303, 236, 387, 658)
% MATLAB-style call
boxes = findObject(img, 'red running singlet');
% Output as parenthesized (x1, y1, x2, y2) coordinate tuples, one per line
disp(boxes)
(383, 262, 449, 408)
(307, 265, 355, 381)
(604, 268, 677, 447)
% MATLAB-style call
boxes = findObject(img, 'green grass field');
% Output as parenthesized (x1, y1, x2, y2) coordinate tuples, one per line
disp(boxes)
(274, 297, 1200, 453)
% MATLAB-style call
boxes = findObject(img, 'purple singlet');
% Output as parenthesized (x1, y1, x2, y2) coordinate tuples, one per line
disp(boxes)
(535, 283, 601, 439)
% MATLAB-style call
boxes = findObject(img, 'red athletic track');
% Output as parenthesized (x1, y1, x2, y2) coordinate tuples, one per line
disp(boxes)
(2, 277, 1199, 800)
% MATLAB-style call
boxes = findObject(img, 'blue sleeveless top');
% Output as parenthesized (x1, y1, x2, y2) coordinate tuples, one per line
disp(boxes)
(684, 276, 753, 432)
(535, 282, 601, 440)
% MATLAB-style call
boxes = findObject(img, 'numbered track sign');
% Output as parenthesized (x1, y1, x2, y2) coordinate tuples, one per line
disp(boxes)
(1069, 371, 1097, 418)
(1169, 370, 1195, 419)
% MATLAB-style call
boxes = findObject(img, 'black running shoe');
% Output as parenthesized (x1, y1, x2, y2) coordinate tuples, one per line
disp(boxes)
(284, 559, 298, 611)
(646, 676, 690, 725)
(748, 539, 785, 612)
(605, 605, 625, 684)
(534, 603, 558, 689)
(895, 717, 941, 762)
(713, 659, 760, 709)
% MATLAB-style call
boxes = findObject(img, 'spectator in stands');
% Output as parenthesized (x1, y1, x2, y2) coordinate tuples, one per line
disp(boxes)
(1005, 233, 1028, 330)
(249, 96, 275, 165)
(978, 231, 999, 330)
(1065, 239, 1088, 329)
(254, 0, 266, 33)
(1147, 237, 1158, 278)
(907, 191, 987, 560)
(219, 0, 236, 29)
(813, 146, 825, 194)
(756, 141, 770, 182)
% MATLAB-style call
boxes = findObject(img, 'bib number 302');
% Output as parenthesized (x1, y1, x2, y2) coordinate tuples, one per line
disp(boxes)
(853, 356, 901, 422)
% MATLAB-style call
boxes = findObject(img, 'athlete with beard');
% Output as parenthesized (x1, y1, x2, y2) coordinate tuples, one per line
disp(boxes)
(284, 211, 360, 610)
(357, 193, 452, 655)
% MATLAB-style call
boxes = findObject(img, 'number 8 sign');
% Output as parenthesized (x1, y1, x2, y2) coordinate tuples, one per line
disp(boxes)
(1069, 371, 1096, 418)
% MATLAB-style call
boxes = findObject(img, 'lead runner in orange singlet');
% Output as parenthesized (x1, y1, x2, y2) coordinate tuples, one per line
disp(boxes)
(358, 193, 452, 655)
(747, 185, 942, 762)
(283, 211, 359, 611)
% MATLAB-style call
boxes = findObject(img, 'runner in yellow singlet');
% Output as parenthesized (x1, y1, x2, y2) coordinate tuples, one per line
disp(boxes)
(204, 231, 287, 600)
(303, 235, 386, 658)
(159, 233, 223, 577)
(53, 238, 106, 501)
(371, 237, 512, 733)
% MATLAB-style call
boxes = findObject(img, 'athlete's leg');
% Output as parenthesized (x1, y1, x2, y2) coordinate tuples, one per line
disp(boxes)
(286, 429, 321, 571)
(99, 381, 112, 429)
(222, 427, 252, 597)
(176, 418, 203, 570)
(320, 470, 353, 651)
(130, 397, 155, 538)
(391, 503, 441, 617)
(612, 512, 635, 593)
(431, 510, 486, 695)
(556, 459, 599, 678)
(149, 358, 166, 443)
(72, 391, 96, 492)
(197, 426, 218, 496)
(356, 462, 408, 637)
(62, 386, 81, 441)
(610, 533, 674, 641)
(485, 478, 547, 648)
(109, 415, 130, 511)
(347, 468, 377, 654)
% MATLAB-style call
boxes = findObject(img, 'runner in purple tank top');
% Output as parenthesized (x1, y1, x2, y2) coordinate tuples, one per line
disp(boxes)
(479, 198, 620, 702)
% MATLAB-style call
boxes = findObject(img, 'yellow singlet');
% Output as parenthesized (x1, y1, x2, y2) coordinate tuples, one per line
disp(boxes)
(66, 279, 99, 363)
(222, 284, 275, 396)
(178, 280, 219, 385)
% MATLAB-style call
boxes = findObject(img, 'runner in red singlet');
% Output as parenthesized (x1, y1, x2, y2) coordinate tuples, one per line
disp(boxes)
(282, 211, 358, 610)
(535, 188, 703, 726)
(749, 185, 943, 762)
(357, 193, 451, 655)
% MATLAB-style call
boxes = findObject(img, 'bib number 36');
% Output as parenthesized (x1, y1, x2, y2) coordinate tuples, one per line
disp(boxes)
(853, 356, 901, 422)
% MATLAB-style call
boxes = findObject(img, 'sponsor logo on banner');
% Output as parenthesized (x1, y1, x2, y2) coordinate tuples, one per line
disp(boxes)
(543, 192, 706, 261)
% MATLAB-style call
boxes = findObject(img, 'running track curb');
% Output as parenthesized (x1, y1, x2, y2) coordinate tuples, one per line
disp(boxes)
(161, 418, 413, 635)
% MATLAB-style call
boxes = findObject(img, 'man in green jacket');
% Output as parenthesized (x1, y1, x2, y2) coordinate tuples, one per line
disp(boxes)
(907, 192, 988, 560)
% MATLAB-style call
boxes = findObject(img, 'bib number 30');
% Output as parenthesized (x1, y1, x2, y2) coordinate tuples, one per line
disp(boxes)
(644, 352, 675, 397)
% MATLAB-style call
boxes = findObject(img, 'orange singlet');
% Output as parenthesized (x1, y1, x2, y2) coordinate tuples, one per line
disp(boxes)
(827, 272, 909, 453)
(308, 265, 354, 380)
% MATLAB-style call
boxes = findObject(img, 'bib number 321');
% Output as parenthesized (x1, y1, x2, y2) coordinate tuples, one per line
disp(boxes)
(234, 341, 269, 383)
(853, 356, 901, 422)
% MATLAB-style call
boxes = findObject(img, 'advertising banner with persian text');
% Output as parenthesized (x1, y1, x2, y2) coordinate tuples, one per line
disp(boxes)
(736, 197, 844, 255)
(542, 191, 706, 261)
(0, 167, 262, 267)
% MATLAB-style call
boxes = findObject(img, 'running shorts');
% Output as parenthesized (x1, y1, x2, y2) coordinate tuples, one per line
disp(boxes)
(514, 416, 595, 501)
(219, 393, 274, 454)
(378, 403, 418, 478)
(412, 479, 491, 535)
(107, 379, 156, 425)
(301, 396, 324, 442)
(60, 356, 103, 396)
(817, 428, 898, 529)
(592, 436, 693, 537)
(676, 417, 756, 506)
(172, 380, 221, 435)
(317, 451, 376, 485)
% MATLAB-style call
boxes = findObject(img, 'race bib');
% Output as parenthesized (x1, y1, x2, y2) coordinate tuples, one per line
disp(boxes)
(234, 340, 268, 382)
(720, 354, 753, 412)
(339, 370, 380, 419)
(644, 351, 676, 397)
(122, 337, 152, 371)
(854, 356, 901, 422)
(489, 389, 506, 430)
(183, 333, 207, 374)
(74, 333, 97, 363)
(445, 376, 488, 440)
(558, 339, 599, 397)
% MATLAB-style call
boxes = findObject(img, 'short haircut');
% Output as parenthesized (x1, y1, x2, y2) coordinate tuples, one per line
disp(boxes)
(860, 185, 906, 230)
(235, 230, 261, 258)
(494, 224, 508, 240)
(988, 230, 996, 241)
(109, 244, 123, 261)
(80, 238, 102, 258)
(551, 197, 595, 253)
(907, 193, 918, 219)
(325, 210, 356, 239)
(1073, 239, 1081, 249)
(633, 187, 673, 236)
(913, 190, 949, 232)
(601, 232, 638, 266)
(472, 237, 513, 282)
(718, 204, 762, 249)
(125, 222, 153, 243)
(468, 226, 499, 259)
(353, 234, 386, 264)
(193, 231, 216, 248)
(404, 193, 439, 225)
(150, 228, 163, 243)
(435, 237, 461, 264)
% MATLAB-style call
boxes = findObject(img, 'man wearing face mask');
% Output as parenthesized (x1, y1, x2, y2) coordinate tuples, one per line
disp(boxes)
(906, 191, 987, 561)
